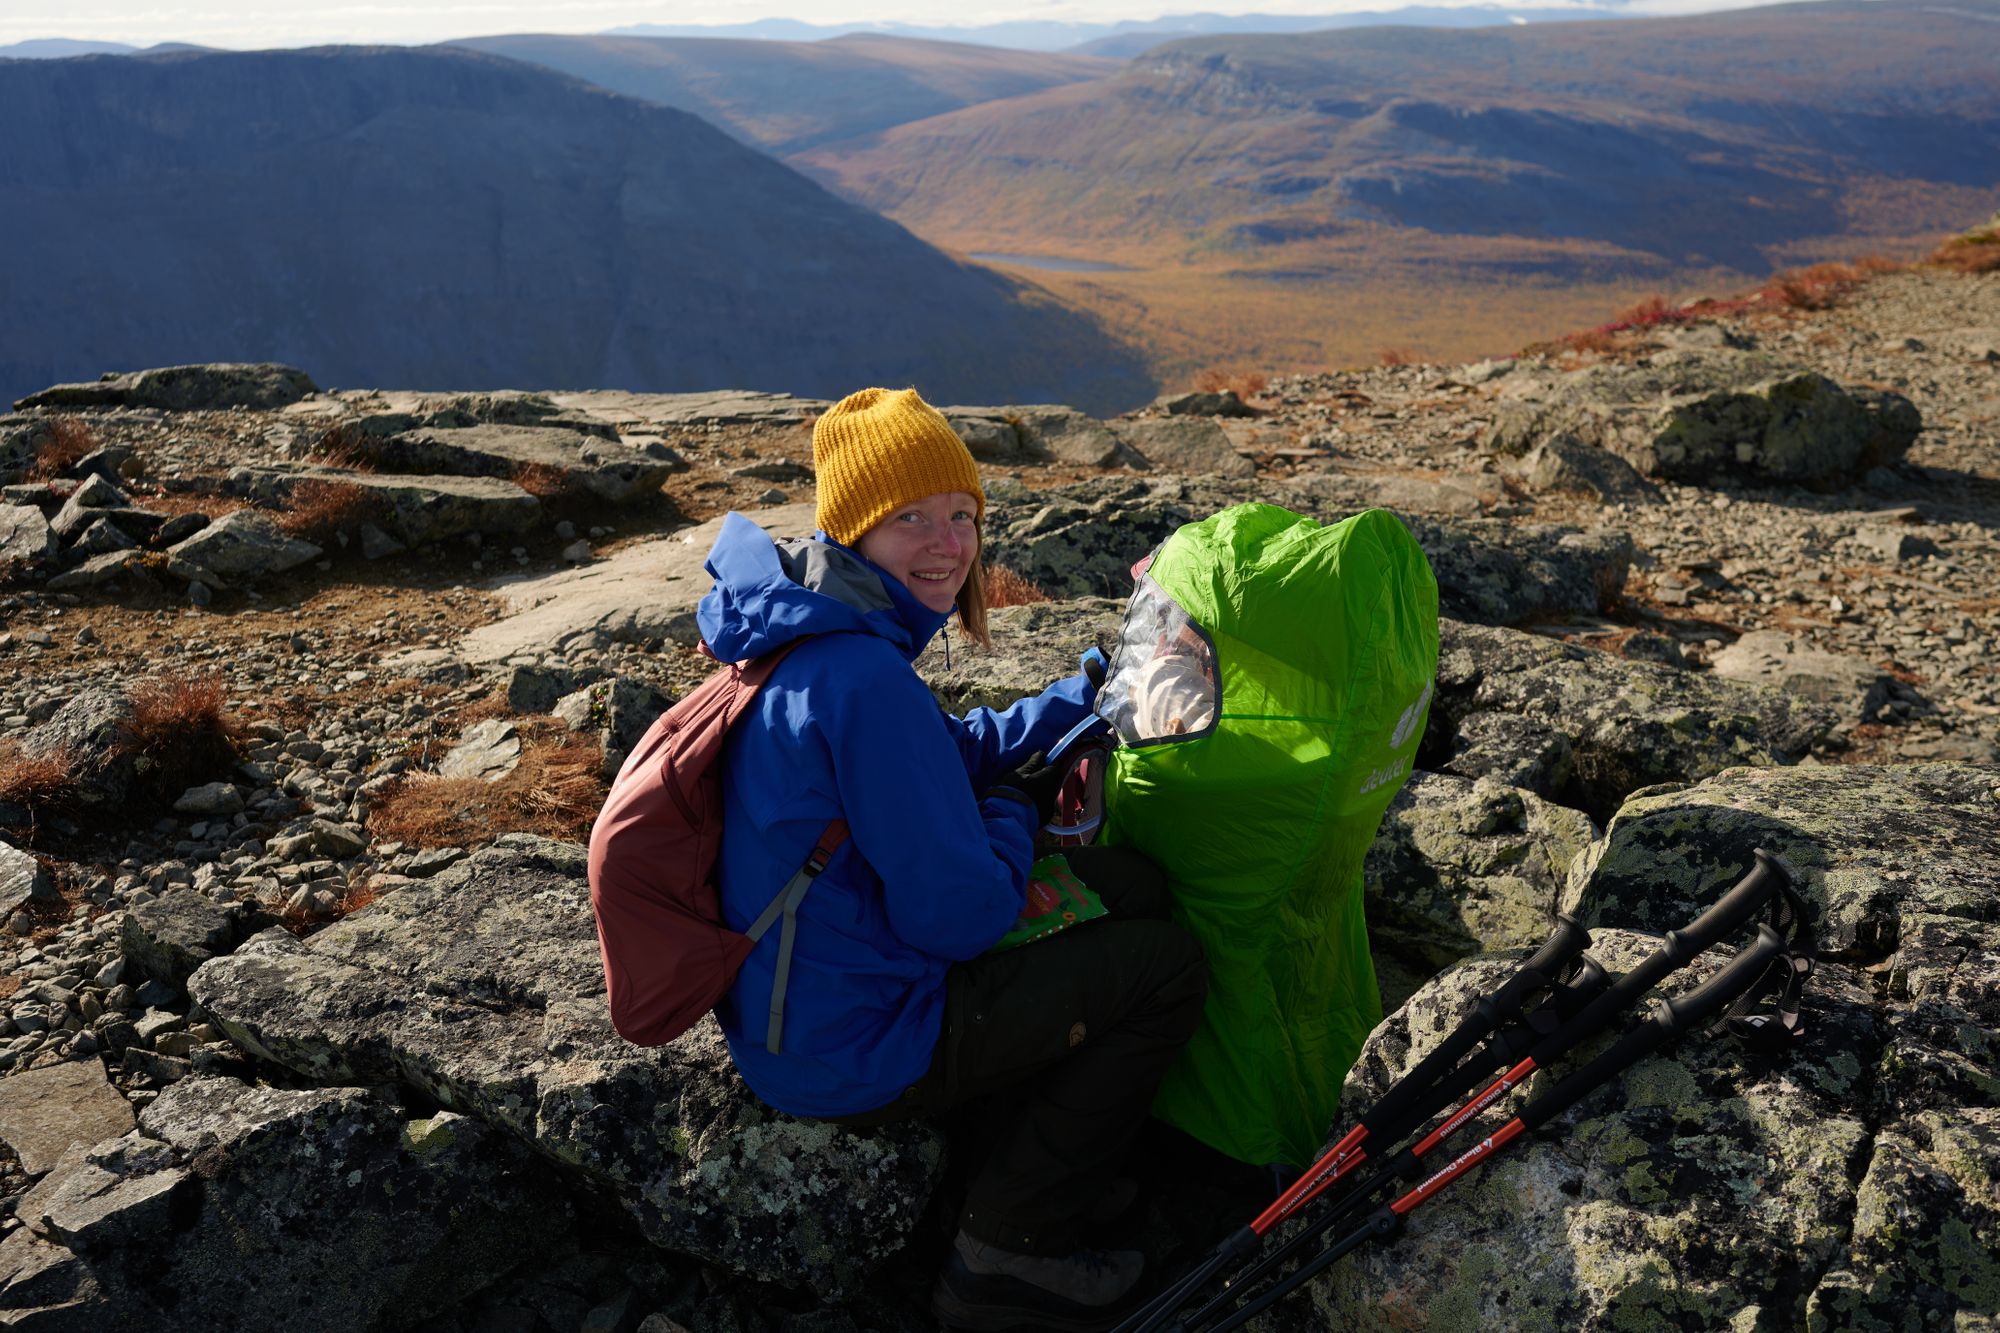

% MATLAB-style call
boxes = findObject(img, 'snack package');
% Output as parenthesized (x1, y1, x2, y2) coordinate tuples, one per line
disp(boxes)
(988, 854, 1107, 952)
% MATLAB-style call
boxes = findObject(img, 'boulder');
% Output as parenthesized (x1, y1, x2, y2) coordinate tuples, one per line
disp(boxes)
(20, 686, 138, 807)
(186, 836, 943, 1297)
(1, 836, 55, 916)
(1708, 630, 1897, 725)
(411, 390, 618, 436)
(1363, 772, 1598, 1009)
(16, 363, 317, 413)
(43, 550, 146, 592)
(120, 888, 259, 990)
(938, 408, 1029, 462)
(231, 466, 541, 548)
(1320, 927, 1887, 1330)
(548, 388, 820, 428)
(1008, 406, 1132, 467)
(1562, 762, 1999, 963)
(436, 718, 523, 782)
(5, 1076, 570, 1332)
(70, 516, 138, 556)
(494, 664, 600, 714)
(553, 677, 674, 777)
(1110, 417, 1255, 477)
(48, 473, 128, 541)
(456, 503, 816, 665)
(162, 509, 321, 585)
(1486, 351, 1921, 488)
(0, 503, 57, 566)
(1428, 619, 1836, 820)
(1401, 516, 1633, 625)
(1501, 436, 1662, 504)
(171, 782, 244, 817)
(358, 424, 681, 502)
(0, 1059, 135, 1176)
(1350, 760, 2000, 1330)
(1153, 389, 1255, 417)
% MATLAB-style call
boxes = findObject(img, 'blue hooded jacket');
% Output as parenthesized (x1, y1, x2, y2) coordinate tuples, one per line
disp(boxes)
(697, 512, 1096, 1117)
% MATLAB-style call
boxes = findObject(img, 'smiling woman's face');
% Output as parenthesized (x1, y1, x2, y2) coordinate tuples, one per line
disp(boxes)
(855, 491, 980, 615)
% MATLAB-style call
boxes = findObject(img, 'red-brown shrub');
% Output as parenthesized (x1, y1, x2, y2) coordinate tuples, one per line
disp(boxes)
(984, 565, 1051, 609)
(367, 725, 605, 847)
(127, 675, 244, 796)
(277, 478, 382, 543)
(26, 417, 97, 481)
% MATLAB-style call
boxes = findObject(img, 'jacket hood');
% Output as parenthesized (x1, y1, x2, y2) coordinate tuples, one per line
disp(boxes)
(696, 511, 953, 663)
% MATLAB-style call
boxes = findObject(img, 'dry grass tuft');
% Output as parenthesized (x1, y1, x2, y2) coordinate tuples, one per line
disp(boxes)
(0, 743, 82, 832)
(985, 565, 1051, 609)
(1189, 368, 1268, 400)
(367, 725, 605, 848)
(128, 675, 244, 797)
(1758, 261, 1873, 311)
(309, 423, 379, 471)
(510, 460, 581, 502)
(1932, 228, 2000, 275)
(27, 417, 98, 481)
(277, 478, 383, 544)
(1377, 347, 1420, 367)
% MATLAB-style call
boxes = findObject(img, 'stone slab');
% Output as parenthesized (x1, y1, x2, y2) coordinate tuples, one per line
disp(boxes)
(0, 1059, 136, 1176)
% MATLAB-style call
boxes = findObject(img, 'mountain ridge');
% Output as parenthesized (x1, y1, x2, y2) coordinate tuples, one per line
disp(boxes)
(0, 44, 1154, 412)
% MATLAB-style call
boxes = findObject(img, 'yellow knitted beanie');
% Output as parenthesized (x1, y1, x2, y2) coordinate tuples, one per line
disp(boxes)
(813, 387, 984, 546)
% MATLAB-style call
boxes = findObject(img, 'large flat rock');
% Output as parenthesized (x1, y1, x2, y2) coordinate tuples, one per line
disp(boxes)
(1318, 762, 1999, 1328)
(1486, 349, 1920, 488)
(5, 1077, 563, 1330)
(1429, 618, 1836, 820)
(0, 1059, 135, 1176)
(1363, 771, 1598, 1008)
(185, 835, 942, 1297)
(362, 423, 681, 502)
(457, 502, 816, 664)
(548, 389, 824, 428)
(15, 363, 317, 413)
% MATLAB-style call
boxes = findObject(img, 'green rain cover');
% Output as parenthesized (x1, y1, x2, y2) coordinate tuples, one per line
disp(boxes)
(1100, 503, 1438, 1168)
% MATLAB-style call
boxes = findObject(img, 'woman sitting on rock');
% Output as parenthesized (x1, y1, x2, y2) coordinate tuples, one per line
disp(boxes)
(697, 386, 1208, 1332)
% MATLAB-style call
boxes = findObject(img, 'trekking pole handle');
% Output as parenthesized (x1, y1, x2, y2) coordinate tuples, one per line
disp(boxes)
(1520, 913, 1594, 979)
(1661, 849, 1789, 966)
(1522, 923, 1786, 1134)
(1537, 850, 1788, 1065)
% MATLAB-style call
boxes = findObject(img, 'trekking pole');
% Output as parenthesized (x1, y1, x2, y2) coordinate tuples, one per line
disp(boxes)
(1115, 915, 1595, 1333)
(1167, 850, 1801, 1331)
(1190, 923, 1790, 1333)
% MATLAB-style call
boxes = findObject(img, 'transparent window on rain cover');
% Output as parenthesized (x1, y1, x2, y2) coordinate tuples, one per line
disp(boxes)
(1096, 573, 1219, 747)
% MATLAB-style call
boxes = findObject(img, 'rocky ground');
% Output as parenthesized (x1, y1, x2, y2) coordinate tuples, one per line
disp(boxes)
(0, 242, 1994, 1331)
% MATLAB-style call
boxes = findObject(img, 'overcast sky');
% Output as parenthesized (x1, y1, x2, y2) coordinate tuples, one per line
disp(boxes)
(5, 0, 1762, 50)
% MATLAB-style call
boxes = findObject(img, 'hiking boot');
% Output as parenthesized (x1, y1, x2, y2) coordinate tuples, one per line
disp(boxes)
(932, 1230, 1145, 1332)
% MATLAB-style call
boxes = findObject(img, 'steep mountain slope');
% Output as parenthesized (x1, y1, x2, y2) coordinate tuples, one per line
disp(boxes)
(455, 32, 1117, 155)
(0, 46, 1153, 413)
(802, 0, 2000, 273)
(784, 0, 2000, 383)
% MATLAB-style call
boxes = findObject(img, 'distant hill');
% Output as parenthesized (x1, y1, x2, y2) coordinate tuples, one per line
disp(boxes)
(0, 39, 141, 58)
(801, 0, 2000, 274)
(0, 46, 1153, 413)
(604, 7, 1631, 53)
(454, 32, 1116, 155)
(1065, 7, 1636, 58)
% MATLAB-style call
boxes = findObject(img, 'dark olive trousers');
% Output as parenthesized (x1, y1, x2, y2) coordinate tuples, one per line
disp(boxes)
(836, 846, 1208, 1256)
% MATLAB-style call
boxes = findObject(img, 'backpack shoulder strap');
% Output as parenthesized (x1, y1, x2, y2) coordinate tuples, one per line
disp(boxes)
(711, 637, 851, 1055)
